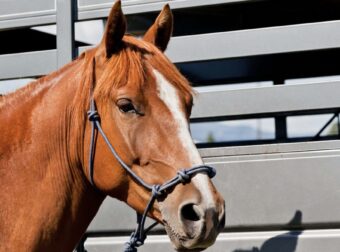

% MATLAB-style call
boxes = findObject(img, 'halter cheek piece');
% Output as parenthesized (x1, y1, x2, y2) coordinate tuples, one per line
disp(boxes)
(87, 99, 216, 252)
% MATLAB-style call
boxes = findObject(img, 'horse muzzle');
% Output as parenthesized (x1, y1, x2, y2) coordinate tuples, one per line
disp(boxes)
(162, 191, 225, 251)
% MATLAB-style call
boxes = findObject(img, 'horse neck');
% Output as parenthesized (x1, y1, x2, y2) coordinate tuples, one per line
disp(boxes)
(0, 59, 104, 251)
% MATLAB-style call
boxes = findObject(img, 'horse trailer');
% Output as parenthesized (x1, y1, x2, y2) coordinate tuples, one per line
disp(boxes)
(1, 0, 340, 251)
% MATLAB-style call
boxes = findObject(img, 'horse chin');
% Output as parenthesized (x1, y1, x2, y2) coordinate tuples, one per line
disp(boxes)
(163, 220, 214, 252)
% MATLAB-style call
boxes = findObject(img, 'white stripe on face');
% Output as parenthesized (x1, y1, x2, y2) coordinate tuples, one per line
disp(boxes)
(153, 69, 215, 208)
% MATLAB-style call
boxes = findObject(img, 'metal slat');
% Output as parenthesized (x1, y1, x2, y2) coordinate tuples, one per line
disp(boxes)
(0, 50, 57, 80)
(77, 0, 252, 19)
(0, 0, 55, 18)
(77, 21, 340, 64)
(0, 15, 56, 30)
(208, 154, 340, 230)
(166, 21, 340, 63)
(191, 82, 340, 120)
(0, 0, 252, 29)
(198, 140, 340, 158)
(0, 0, 56, 30)
(85, 229, 340, 252)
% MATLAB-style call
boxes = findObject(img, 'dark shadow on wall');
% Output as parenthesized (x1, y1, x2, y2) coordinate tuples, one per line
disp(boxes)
(234, 210, 303, 252)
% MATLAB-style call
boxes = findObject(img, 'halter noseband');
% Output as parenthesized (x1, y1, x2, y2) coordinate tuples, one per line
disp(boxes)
(87, 99, 216, 252)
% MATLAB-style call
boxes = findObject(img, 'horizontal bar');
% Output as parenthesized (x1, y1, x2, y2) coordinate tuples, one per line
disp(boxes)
(0, 15, 56, 30)
(77, 0, 251, 20)
(79, 21, 340, 64)
(0, 50, 57, 80)
(0, 0, 56, 30)
(166, 20, 340, 63)
(8, 20, 340, 79)
(85, 229, 340, 252)
(0, 0, 252, 28)
(198, 139, 340, 158)
(191, 81, 340, 120)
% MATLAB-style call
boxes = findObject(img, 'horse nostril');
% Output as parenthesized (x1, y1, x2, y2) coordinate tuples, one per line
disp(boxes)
(181, 203, 202, 222)
(219, 210, 226, 230)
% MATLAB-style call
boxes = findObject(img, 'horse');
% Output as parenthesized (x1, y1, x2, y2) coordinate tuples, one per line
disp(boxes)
(0, 1, 225, 251)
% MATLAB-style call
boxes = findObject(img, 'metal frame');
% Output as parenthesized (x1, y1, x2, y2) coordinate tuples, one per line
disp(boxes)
(314, 112, 340, 140)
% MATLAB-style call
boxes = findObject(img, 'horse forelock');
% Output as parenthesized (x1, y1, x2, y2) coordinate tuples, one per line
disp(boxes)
(92, 35, 194, 102)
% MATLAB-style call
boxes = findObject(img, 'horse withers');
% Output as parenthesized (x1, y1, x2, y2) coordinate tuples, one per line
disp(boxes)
(0, 1, 225, 251)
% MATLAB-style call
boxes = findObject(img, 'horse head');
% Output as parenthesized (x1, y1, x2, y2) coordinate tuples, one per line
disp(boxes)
(83, 1, 225, 250)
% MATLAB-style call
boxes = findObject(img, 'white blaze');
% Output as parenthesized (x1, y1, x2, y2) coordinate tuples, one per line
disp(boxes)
(153, 69, 215, 207)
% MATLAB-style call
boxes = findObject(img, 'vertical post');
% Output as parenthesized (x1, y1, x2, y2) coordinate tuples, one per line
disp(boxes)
(57, 0, 76, 68)
(274, 79, 287, 140)
(337, 112, 340, 139)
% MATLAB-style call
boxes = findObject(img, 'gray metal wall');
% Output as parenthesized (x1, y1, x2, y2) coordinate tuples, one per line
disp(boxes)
(1, 1, 340, 251)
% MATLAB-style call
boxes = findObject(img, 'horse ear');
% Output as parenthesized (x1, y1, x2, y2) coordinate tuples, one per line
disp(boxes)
(101, 0, 126, 58)
(143, 4, 173, 52)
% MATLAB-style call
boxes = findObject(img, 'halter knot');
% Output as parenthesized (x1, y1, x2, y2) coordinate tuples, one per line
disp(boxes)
(123, 242, 137, 252)
(87, 110, 100, 121)
(151, 184, 163, 198)
(206, 166, 216, 178)
(177, 169, 190, 184)
(124, 232, 145, 252)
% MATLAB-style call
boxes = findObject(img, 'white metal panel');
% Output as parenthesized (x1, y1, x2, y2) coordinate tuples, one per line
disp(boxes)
(85, 229, 340, 252)
(87, 141, 340, 232)
(199, 140, 340, 158)
(78, 21, 340, 63)
(87, 198, 136, 232)
(0, 0, 56, 29)
(0, 0, 253, 29)
(0, 0, 55, 18)
(0, 50, 57, 80)
(191, 82, 340, 119)
(166, 21, 340, 63)
(0, 15, 56, 30)
(78, 0, 253, 19)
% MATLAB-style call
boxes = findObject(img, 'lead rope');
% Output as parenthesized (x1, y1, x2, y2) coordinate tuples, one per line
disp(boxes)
(87, 99, 216, 252)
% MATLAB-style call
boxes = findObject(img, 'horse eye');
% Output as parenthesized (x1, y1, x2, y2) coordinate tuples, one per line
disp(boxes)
(117, 99, 137, 114)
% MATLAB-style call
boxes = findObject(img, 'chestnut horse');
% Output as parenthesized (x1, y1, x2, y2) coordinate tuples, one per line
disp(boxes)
(0, 1, 225, 251)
